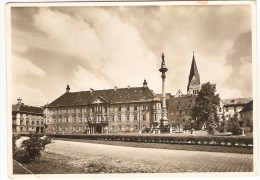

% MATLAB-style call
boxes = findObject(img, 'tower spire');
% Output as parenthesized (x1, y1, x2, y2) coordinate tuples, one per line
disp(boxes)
(187, 52, 200, 95)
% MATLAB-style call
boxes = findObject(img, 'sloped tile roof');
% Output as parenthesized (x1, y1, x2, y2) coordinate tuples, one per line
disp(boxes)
(167, 95, 197, 111)
(12, 104, 43, 115)
(239, 100, 253, 113)
(222, 98, 252, 106)
(47, 87, 155, 107)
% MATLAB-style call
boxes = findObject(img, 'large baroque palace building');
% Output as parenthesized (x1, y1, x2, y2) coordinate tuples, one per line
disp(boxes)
(44, 80, 162, 134)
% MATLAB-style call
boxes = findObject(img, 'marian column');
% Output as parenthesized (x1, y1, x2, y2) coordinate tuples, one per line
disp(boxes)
(159, 53, 169, 128)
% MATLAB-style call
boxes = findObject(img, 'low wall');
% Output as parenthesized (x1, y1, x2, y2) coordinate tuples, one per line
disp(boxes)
(46, 134, 253, 147)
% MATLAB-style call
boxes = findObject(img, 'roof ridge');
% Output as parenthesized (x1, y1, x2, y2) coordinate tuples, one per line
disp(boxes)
(67, 86, 148, 93)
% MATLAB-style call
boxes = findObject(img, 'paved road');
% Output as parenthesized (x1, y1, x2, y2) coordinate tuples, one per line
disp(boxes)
(45, 140, 253, 173)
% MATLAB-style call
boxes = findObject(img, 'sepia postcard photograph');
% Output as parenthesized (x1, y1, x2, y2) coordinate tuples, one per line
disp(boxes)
(5, 0, 258, 178)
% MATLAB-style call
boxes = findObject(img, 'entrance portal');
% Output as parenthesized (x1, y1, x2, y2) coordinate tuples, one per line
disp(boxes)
(96, 126, 102, 134)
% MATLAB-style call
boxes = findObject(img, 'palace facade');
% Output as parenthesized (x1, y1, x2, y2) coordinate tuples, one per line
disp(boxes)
(43, 81, 162, 134)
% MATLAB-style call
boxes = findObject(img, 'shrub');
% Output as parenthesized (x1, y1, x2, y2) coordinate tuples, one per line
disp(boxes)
(18, 133, 51, 163)
(47, 134, 253, 147)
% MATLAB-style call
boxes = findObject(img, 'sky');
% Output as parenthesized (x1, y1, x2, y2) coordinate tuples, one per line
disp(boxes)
(11, 3, 253, 107)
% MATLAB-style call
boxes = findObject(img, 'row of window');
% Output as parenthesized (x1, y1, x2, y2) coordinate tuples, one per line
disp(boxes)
(49, 114, 148, 123)
(111, 124, 146, 131)
(225, 106, 240, 112)
(18, 114, 42, 119)
(193, 89, 199, 95)
(169, 110, 192, 116)
(19, 126, 43, 131)
(111, 115, 146, 121)
(48, 104, 154, 115)
(19, 120, 43, 125)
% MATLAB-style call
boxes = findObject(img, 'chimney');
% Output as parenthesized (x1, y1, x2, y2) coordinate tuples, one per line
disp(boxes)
(17, 97, 22, 105)
(90, 88, 94, 93)
(127, 85, 130, 89)
(114, 86, 117, 91)
(66, 85, 70, 93)
(143, 79, 147, 88)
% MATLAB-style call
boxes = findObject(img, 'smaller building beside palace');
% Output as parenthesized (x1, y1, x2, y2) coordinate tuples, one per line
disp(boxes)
(239, 100, 253, 132)
(222, 98, 252, 121)
(12, 98, 44, 134)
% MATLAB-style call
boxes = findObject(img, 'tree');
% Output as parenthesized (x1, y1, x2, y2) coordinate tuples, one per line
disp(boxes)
(191, 82, 220, 133)
(228, 113, 241, 135)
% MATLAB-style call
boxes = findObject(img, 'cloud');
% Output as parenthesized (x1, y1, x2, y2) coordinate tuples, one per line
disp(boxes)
(12, 53, 46, 78)
(12, 83, 47, 106)
(71, 66, 111, 91)
(12, 43, 28, 54)
(223, 31, 252, 98)
(218, 88, 242, 99)
(33, 7, 161, 92)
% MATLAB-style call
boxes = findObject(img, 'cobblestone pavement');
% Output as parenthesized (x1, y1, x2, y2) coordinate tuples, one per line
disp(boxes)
(45, 140, 253, 173)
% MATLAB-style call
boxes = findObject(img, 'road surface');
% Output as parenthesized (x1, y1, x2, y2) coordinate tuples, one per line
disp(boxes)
(45, 139, 253, 173)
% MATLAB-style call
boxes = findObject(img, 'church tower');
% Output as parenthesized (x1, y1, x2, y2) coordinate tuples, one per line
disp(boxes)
(187, 52, 200, 95)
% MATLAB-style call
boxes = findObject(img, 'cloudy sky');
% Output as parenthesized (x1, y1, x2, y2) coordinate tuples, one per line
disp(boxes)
(11, 3, 253, 106)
